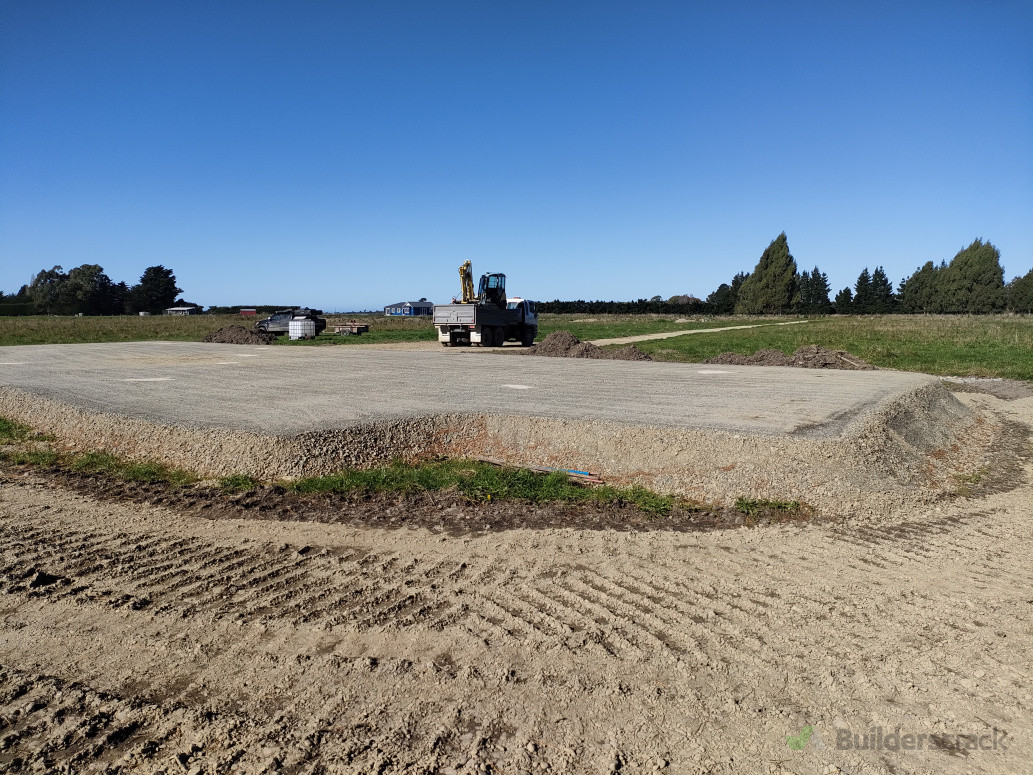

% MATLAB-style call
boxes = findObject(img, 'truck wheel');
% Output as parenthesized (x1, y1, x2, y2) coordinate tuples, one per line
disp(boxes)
(493, 327, 506, 347)
(521, 328, 537, 346)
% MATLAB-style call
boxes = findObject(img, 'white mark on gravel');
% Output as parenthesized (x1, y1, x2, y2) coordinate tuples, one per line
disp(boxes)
(214, 362, 241, 365)
(502, 384, 533, 390)
(123, 378, 173, 382)
(697, 370, 731, 375)
(237, 354, 260, 357)
(0, 362, 28, 365)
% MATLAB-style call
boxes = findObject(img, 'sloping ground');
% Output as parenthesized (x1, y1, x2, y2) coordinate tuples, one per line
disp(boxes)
(0, 388, 1030, 774)
(0, 379, 997, 517)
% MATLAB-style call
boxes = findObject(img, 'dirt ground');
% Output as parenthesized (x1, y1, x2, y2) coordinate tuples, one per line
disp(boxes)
(705, 345, 875, 370)
(0, 464, 808, 536)
(0, 386, 1031, 774)
(201, 326, 275, 345)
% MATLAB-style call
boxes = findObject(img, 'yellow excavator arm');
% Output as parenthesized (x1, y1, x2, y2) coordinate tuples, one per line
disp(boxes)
(459, 260, 477, 303)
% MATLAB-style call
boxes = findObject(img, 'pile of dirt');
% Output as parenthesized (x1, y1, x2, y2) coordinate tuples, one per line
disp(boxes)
(201, 326, 275, 345)
(531, 330, 652, 361)
(706, 344, 874, 370)
(532, 330, 581, 355)
(705, 348, 790, 366)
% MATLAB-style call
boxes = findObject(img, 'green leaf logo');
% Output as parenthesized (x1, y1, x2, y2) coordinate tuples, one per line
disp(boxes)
(786, 725, 814, 750)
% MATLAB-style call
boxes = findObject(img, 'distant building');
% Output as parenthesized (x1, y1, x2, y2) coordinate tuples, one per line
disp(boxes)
(164, 306, 201, 316)
(239, 308, 257, 317)
(384, 300, 434, 316)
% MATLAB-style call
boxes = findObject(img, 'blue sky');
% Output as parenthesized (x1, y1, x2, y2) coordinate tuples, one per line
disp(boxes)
(2, 1, 1031, 311)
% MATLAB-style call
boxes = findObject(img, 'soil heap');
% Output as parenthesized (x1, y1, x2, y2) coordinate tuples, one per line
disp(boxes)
(531, 331, 652, 361)
(201, 326, 275, 345)
(706, 344, 874, 370)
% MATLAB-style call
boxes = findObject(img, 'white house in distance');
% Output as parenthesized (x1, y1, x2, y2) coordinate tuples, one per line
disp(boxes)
(164, 306, 202, 315)
(384, 299, 434, 316)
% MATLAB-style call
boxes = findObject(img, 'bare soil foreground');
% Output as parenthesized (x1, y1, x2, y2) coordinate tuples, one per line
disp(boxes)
(1, 385, 1031, 774)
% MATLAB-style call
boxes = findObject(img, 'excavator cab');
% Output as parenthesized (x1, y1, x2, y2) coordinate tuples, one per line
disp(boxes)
(477, 273, 507, 308)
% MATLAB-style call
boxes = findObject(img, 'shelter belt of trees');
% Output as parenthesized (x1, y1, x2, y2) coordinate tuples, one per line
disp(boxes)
(538, 236, 1033, 315)
(3, 237, 1033, 316)
(0, 265, 188, 316)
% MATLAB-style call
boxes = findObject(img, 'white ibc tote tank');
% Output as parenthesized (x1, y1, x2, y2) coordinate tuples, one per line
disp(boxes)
(288, 318, 316, 340)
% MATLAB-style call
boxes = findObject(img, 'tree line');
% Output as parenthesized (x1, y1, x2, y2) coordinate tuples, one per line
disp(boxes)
(6, 237, 1032, 318)
(539, 235, 1033, 315)
(0, 265, 187, 316)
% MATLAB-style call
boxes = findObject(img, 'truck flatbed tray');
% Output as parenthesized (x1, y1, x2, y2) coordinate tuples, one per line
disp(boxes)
(333, 323, 370, 335)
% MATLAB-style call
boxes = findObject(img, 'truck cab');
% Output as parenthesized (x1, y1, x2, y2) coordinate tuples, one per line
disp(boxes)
(506, 297, 538, 326)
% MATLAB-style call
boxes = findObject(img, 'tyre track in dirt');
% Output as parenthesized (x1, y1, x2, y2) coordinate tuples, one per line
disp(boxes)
(0, 392, 1031, 773)
(0, 661, 425, 774)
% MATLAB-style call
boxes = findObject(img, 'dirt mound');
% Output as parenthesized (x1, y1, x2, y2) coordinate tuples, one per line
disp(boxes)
(533, 330, 582, 356)
(202, 325, 275, 345)
(607, 345, 653, 361)
(706, 348, 791, 367)
(706, 345, 874, 370)
(790, 344, 874, 369)
(532, 330, 652, 361)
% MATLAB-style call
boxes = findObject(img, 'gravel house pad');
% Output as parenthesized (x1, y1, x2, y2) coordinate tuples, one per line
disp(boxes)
(0, 379, 993, 516)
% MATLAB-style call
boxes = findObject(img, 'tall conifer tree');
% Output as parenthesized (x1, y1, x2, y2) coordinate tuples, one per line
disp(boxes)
(735, 233, 799, 314)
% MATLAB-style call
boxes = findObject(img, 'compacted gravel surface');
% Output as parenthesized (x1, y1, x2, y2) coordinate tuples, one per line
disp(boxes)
(0, 384, 1030, 774)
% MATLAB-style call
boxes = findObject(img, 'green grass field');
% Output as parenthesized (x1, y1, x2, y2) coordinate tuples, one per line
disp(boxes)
(1, 312, 1030, 380)
(634, 315, 1033, 380)
(0, 313, 437, 347)
(284, 313, 746, 346)
(536, 314, 759, 340)
(0, 312, 768, 348)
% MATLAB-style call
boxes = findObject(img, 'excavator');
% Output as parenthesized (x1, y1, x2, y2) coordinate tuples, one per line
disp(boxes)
(435, 261, 538, 347)
(456, 260, 506, 308)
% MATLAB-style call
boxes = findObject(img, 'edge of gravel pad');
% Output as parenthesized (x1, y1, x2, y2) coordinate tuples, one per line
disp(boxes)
(0, 382, 994, 516)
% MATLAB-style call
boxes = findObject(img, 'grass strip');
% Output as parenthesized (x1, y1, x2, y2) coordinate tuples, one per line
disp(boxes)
(67, 451, 198, 486)
(287, 458, 686, 516)
(0, 434, 198, 487)
(2, 449, 61, 467)
(0, 416, 813, 522)
(217, 473, 262, 492)
(0, 417, 37, 442)
(734, 498, 811, 522)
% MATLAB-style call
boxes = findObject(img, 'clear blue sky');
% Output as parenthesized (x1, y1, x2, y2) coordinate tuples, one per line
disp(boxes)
(2, 1, 1031, 311)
